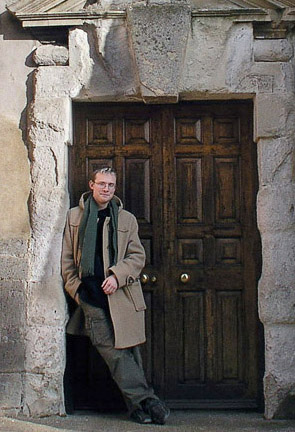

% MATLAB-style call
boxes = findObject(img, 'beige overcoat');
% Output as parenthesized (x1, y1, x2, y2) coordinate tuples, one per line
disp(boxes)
(61, 193, 147, 349)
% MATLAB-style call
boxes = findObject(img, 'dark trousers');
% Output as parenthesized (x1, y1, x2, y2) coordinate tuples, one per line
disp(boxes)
(80, 301, 158, 413)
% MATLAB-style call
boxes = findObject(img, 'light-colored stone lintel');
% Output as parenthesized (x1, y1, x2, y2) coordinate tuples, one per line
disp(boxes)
(15, 9, 287, 28)
(22, 19, 80, 27)
(15, 11, 126, 28)
(13, 11, 126, 19)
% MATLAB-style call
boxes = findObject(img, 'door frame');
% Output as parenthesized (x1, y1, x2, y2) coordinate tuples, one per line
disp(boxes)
(66, 100, 264, 411)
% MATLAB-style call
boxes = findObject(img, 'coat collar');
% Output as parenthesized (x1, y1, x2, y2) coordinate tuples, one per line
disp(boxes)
(78, 192, 123, 212)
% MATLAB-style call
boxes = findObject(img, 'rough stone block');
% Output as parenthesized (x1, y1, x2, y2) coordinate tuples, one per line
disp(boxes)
(33, 45, 69, 66)
(0, 238, 28, 257)
(249, 62, 295, 93)
(0, 327, 25, 373)
(28, 140, 69, 263)
(28, 98, 72, 144)
(69, 27, 126, 100)
(26, 277, 67, 327)
(127, 5, 191, 102)
(29, 144, 68, 192)
(68, 27, 93, 80)
(0, 255, 28, 280)
(258, 231, 295, 324)
(0, 373, 23, 411)
(257, 137, 295, 187)
(88, 21, 137, 97)
(254, 39, 293, 63)
(25, 325, 66, 374)
(34, 67, 80, 99)
(68, 24, 145, 101)
(0, 239, 28, 281)
(69, 23, 141, 101)
(23, 372, 65, 417)
(259, 280, 295, 325)
(181, 20, 253, 96)
(28, 230, 65, 281)
(0, 281, 26, 328)
(237, 73, 273, 94)
(264, 324, 295, 419)
(0, 283, 26, 372)
(255, 94, 295, 140)
(257, 184, 295, 233)
(260, 230, 295, 286)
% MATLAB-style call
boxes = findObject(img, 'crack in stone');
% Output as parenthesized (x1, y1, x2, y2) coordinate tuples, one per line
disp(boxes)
(271, 148, 293, 182)
(50, 148, 59, 186)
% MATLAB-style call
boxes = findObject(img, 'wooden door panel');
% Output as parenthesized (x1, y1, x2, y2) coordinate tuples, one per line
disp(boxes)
(213, 116, 240, 144)
(69, 101, 261, 411)
(176, 158, 203, 223)
(164, 103, 260, 407)
(178, 238, 203, 265)
(87, 119, 114, 146)
(124, 118, 150, 145)
(178, 292, 205, 383)
(124, 158, 151, 222)
(175, 117, 202, 145)
(216, 291, 243, 381)
(214, 157, 241, 223)
(216, 238, 241, 265)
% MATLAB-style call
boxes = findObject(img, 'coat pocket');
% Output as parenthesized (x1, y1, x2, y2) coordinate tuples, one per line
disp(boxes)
(124, 279, 146, 312)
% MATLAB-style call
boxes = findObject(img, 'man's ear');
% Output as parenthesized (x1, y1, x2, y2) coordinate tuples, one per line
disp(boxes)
(89, 180, 94, 191)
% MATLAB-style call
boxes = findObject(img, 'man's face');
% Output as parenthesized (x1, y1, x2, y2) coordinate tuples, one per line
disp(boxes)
(89, 172, 116, 208)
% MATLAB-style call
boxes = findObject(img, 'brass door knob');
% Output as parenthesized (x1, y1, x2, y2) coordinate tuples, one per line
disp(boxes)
(141, 273, 149, 284)
(180, 273, 190, 284)
(151, 275, 157, 284)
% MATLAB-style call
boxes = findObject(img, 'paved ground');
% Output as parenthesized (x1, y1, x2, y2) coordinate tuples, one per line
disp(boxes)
(1, 411, 295, 432)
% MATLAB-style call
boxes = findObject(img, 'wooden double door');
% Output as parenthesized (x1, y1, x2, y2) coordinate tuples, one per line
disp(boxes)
(68, 101, 262, 410)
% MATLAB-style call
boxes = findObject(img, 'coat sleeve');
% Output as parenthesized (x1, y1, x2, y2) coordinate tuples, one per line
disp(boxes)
(61, 211, 82, 299)
(108, 214, 146, 288)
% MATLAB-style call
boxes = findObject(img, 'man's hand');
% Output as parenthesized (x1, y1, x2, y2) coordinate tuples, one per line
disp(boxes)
(102, 275, 118, 295)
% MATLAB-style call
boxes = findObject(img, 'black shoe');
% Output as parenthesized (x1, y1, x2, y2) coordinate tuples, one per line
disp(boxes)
(130, 408, 152, 424)
(142, 398, 170, 425)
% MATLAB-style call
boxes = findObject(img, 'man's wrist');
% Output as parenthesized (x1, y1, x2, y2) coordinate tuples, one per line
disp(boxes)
(109, 272, 119, 287)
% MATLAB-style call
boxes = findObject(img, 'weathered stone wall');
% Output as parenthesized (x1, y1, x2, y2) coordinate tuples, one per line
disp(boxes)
(1, 0, 295, 420)
(25, 88, 70, 417)
(0, 0, 34, 416)
(256, 32, 295, 419)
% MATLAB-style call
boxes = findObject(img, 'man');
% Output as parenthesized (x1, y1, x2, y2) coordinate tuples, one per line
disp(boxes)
(62, 167, 170, 424)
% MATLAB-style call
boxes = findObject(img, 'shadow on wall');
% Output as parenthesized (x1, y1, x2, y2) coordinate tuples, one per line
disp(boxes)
(0, 9, 35, 40)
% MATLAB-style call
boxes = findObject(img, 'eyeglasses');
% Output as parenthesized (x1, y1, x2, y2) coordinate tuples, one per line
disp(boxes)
(94, 181, 116, 190)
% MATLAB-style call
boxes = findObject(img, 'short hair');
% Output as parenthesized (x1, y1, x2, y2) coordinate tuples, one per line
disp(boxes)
(90, 167, 117, 182)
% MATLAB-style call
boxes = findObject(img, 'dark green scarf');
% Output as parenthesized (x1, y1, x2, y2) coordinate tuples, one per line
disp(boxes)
(79, 195, 119, 277)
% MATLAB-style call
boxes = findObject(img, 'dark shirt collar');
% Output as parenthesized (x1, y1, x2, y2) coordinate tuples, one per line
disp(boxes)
(97, 205, 110, 218)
